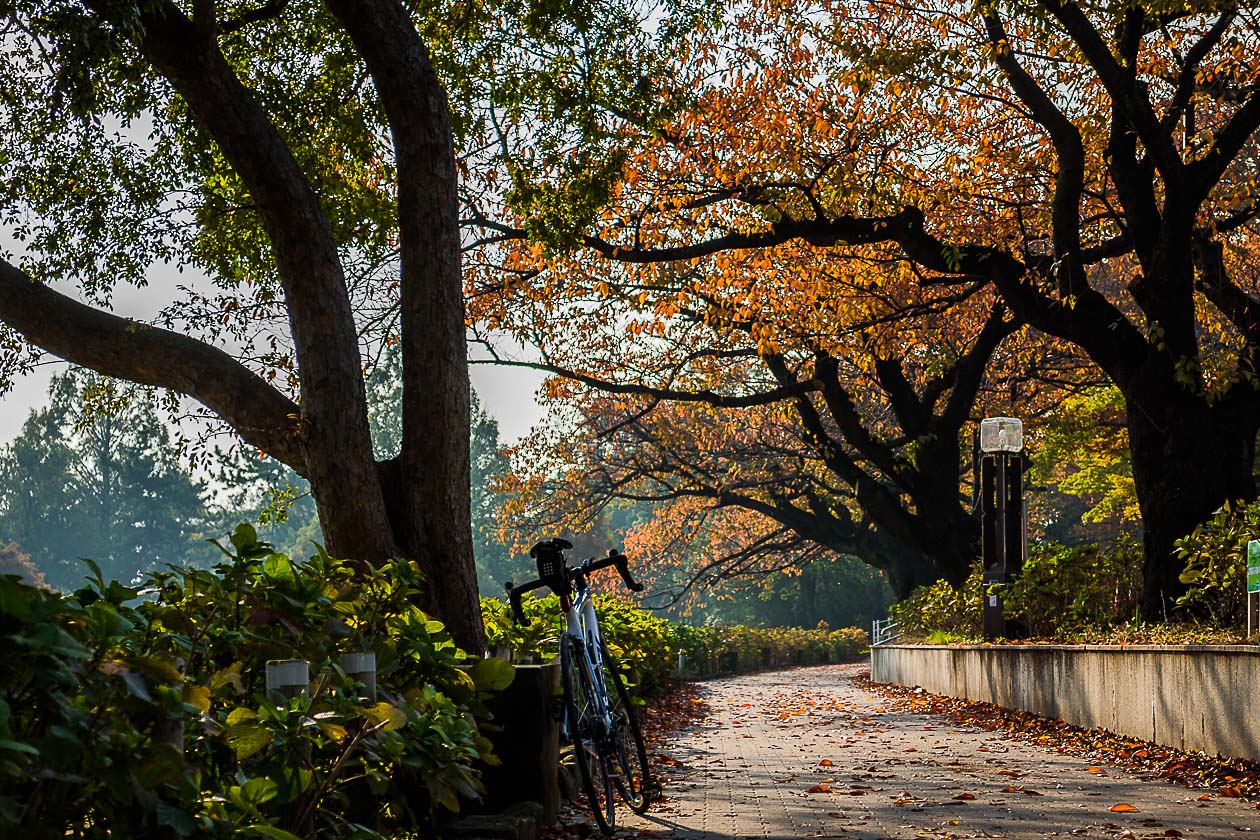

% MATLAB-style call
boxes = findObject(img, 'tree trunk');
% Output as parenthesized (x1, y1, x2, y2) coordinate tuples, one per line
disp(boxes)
(798, 563, 818, 627)
(1123, 372, 1257, 619)
(862, 539, 943, 600)
(324, 0, 484, 655)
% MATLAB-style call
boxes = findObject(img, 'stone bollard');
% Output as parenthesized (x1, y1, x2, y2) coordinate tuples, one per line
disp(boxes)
(339, 652, 377, 702)
(265, 659, 309, 701)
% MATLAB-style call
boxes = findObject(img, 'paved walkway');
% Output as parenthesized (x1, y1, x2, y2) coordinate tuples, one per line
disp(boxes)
(621, 664, 1258, 839)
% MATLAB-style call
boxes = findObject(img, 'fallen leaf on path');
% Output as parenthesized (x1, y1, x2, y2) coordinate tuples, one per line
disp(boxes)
(807, 784, 832, 793)
(1109, 803, 1139, 812)
(819, 759, 834, 766)
(952, 792, 976, 800)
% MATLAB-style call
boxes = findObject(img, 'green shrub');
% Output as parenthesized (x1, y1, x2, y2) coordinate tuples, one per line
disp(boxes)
(1175, 501, 1260, 626)
(1, 524, 505, 839)
(482, 596, 867, 683)
(1002, 537, 1142, 636)
(888, 570, 983, 638)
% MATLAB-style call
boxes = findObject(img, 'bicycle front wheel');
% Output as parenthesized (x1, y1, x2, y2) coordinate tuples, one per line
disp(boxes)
(561, 636, 616, 833)
(601, 644, 653, 813)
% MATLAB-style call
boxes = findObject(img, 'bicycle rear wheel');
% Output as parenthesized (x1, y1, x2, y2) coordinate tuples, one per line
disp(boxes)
(601, 644, 654, 813)
(561, 636, 616, 833)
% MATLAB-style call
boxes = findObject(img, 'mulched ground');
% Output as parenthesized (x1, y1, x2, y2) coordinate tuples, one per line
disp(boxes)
(852, 669, 1260, 806)
(542, 679, 712, 839)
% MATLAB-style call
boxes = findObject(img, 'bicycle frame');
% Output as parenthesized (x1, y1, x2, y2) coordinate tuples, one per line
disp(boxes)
(560, 578, 614, 737)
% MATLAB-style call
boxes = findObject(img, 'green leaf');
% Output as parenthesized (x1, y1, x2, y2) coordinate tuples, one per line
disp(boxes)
(0, 739, 39, 756)
(226, 706, 258, 726)
(240, 777, 278, 806)
(230, 523, 259, 554)
(155, 800, 197, 836)
(261, 553, 295, 582)
(469, 657, 516, 692)
(363, 701, 407, 732)
(225, 722, 271, 760)
(211, 662, 246, 695)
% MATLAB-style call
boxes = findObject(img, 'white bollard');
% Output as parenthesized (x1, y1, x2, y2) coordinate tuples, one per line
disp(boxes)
(265, 659, 309, 701)
(339, 652, 377, 702)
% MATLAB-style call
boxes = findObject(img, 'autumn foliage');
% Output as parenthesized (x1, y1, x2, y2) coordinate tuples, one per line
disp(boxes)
(471, 0, 1260, 614)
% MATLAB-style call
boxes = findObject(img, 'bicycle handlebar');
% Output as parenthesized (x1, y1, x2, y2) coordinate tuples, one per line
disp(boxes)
(503, 549, 644, 625)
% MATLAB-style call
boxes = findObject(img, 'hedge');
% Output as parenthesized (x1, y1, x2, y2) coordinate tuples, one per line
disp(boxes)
(482, 593, 869, 690)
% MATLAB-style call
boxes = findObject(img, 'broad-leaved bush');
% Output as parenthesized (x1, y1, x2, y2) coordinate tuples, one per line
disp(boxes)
(0, 524, 508, 839)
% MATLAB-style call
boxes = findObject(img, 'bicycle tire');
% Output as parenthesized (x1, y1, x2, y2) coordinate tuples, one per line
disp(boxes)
(561, 636, 616, 833)
(601, 643, 654, 814)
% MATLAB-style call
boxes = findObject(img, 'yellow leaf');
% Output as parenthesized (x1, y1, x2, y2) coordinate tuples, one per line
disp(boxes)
(183, 684, 212, 714)
(364, 701, 407, 732)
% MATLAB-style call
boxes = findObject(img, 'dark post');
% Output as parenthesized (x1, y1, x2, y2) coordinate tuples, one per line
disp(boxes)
(978, 418, 1026, 639)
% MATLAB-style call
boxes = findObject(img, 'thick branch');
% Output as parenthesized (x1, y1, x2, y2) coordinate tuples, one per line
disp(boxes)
(939, 305, 1022, 430)
(474, 357, 822, 408)
(985, 9, 1087, 296)
(1037, 0, 1183, 182)
(0, 258, 304, 470)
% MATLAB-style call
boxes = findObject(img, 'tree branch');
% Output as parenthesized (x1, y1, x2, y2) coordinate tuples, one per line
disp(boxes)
(0, 258, 304, 470)
(1036, 0, 1183, 182)
(472, 357, 822, 408)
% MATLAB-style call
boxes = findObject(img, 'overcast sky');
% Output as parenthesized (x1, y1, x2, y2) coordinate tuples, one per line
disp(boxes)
(0, 263, 548, 449)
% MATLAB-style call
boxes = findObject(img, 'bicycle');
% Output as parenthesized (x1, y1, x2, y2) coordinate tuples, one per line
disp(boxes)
(505, 537, 655, 833)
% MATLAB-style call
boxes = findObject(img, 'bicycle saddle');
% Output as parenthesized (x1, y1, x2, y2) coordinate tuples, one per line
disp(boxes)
(529, 537, 573, 557)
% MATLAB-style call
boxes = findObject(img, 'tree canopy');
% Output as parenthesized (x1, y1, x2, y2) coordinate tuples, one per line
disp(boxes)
(470, 0, 1260, 612)
(0, 0, 703, 649)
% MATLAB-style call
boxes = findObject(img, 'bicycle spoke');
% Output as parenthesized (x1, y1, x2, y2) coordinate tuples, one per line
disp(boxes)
(563, 637, 616, 833)
(601, 645, 654, 813)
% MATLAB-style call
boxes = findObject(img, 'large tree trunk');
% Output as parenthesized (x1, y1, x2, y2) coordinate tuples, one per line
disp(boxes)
(0, 1, 487, 654)
(1123, 372, 1258, 619)
(326, 0, 483, 653)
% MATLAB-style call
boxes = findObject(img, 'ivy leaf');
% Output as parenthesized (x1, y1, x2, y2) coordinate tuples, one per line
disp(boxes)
(469, 657, 516, 692)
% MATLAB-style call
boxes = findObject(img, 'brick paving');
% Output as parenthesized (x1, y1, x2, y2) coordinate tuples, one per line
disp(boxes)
(619, 664, 1259, 839)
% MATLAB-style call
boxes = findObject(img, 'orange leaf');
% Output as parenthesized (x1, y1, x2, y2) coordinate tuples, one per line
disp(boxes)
(818, 759, 834, 766)
(953, 792, 976, 800)
(1109, 803, 1138, 812)
(807, 785, 832, 793)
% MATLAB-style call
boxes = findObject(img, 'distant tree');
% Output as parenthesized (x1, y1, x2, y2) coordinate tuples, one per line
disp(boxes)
(469, 392, 521, 591)
(0, 370, 208, 589)
(1028, 387, 1139, 546)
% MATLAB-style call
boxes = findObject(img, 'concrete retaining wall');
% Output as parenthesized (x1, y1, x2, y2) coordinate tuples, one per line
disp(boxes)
(871, 644, 1260, 761)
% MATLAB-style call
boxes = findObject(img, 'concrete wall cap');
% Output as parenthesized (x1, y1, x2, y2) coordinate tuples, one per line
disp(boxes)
(877, 643, 1260, 655)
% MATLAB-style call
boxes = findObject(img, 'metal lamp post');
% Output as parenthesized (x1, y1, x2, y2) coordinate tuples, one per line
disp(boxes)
(978, 417, 1026, 639)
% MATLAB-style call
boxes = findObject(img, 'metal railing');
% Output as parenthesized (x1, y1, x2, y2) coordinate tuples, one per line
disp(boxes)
(871, 617, 901, 646)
